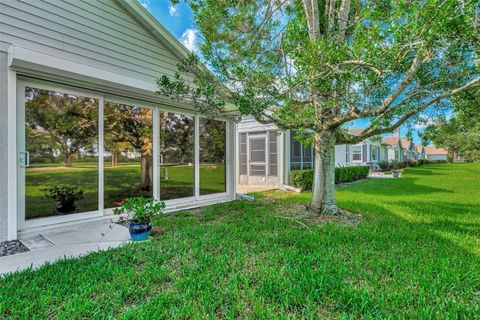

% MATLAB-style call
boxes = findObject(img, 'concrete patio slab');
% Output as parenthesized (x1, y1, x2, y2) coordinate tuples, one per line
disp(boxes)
(0, 219, 130, 276)
(236, 185, 277, 194)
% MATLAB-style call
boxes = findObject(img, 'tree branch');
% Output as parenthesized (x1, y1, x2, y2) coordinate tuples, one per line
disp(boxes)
(339, 76, 480, 144)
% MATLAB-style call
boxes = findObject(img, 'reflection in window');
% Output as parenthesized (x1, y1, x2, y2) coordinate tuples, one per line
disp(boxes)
(199, 118, 226, 195)
(159, 112, 195, 200)
(25, 87, 98, 219)
(290, 137, 313, 170)
(104, 102, 153, 208)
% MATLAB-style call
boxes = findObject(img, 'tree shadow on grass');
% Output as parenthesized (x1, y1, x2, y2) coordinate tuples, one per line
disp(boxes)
(402, 168, 447, 176)
(389, 200, 480, 238)
(339, 176, 454, 196)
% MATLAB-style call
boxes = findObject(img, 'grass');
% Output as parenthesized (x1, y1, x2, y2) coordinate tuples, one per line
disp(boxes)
(2, 163, 479, 318)
(25, 163, 225, 218)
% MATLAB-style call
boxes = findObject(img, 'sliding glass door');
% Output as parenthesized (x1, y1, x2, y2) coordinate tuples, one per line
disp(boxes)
(18, 80, 230, 227)
(199, 118, 227, 195)
(103, 102, 153, 208)
(22, 86, 99, 220)
(158, 112, 195, 200)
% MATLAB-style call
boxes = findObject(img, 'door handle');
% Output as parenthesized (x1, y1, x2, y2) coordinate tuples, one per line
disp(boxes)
(20, 151, 30, 167)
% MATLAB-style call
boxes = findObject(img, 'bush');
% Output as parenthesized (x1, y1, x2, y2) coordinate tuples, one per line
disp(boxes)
(378, 161, 391, 171)
(399, 161, 408, 169)
(390, 161, 400, 170)
(408, 159, 419, 167)
(289, 169, 314, 191)
(430, 159, 448, 164)
(289, 166, 370, 191)
(418, 159, 430, 166)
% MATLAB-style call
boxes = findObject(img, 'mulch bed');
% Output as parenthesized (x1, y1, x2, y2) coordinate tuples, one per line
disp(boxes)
(260, 195, 364, 227)
(306, 208, 363, 226)
(0, 240, 30, 257)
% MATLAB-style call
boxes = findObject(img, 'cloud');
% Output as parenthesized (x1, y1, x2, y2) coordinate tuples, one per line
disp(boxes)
(180, 28, 198, 52)
(138, 0, 150, 10)
(169, 5, 178, 16)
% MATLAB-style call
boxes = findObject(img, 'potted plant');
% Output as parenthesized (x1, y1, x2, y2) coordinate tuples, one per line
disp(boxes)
(113, 197, 166, 241)
(44, 186, 84, 214)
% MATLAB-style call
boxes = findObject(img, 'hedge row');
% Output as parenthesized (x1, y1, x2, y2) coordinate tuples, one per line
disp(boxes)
(289, 166, 370, 191)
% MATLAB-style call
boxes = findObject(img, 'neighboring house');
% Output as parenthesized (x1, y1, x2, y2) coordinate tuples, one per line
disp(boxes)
(382, 137, 403, 162)
(0, 0, 238, 242)
(425, 147, 449, 161)
(415, 144, 426, 160)
(382, 136, 416, 162)
(237, 118, 388, 188)
(335, 129, 386, 167)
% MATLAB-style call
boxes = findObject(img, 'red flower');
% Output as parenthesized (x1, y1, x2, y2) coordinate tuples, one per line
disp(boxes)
(113, 201, 120, 207)
(121, 198, 126, 203)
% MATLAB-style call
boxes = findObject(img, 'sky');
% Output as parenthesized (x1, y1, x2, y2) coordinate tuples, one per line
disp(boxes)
(138, 0, 426, 144)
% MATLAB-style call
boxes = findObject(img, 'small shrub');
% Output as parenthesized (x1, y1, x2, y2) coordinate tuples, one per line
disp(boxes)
(44, 186, 84, 214)
(378, 161, 391, 171)
(418, 159, 430, 165)
(390, 161, 400, 170)
(290, 166, 369, 191)
(430, 159, 448, 164)
(399, 161, 408, 169)
(289, 169, 314, 191)
(408, 159, 418, 167)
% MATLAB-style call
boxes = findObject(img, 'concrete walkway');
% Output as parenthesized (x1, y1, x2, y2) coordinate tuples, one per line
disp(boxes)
(0, 219, 130, 275)
(368, 172, 399, 179)
(236, 185, 277, 194)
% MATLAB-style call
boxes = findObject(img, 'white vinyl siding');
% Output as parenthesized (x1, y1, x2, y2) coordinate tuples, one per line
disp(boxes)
(0, 0, 179, 82)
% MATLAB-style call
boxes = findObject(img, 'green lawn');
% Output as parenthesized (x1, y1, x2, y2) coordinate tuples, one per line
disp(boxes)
(2, 163, 479, 318)
(25, 163, 226, 218)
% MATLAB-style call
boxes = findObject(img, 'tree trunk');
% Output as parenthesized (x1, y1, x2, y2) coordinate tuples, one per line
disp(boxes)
(140, 155, 152, 191)
(65, 153, 74, 167)
(310, 131, 338, 215)
(111, 151, 118, 167)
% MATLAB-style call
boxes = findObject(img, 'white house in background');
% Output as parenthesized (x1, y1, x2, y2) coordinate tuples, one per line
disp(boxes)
(425, 147, 449, 161)
(382, 135, 416, 161)
(335, 129, 389, 167)
(237, 117, 392, 188)
(415, 144, 426, 160)
(0, 0, 238, 242)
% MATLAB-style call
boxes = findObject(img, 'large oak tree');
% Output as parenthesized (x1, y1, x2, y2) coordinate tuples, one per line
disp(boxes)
(158, 0, 480, 214)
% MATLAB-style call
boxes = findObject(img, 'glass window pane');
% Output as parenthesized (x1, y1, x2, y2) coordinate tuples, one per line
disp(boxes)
(159, 112, 195, 200)
(200, 118, 226, 195)
(104, 102, 153, 208)
(25, 87, 98, 219)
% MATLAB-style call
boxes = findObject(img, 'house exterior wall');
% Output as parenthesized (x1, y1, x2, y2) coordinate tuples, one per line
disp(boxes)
(427, 154, 448, 161)
(379, 145, 389, 162)
(335, 144, 348, 166)
(0, 0, 179, 82)
(1, 0, 237, 240)
(0, 50, 8, 242)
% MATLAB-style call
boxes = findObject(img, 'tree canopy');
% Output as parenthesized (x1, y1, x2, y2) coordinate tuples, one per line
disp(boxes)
(422, 91, 480, 161)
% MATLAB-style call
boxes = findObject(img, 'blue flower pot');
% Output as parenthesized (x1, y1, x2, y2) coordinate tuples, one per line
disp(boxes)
(129, 221, 152, 241)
